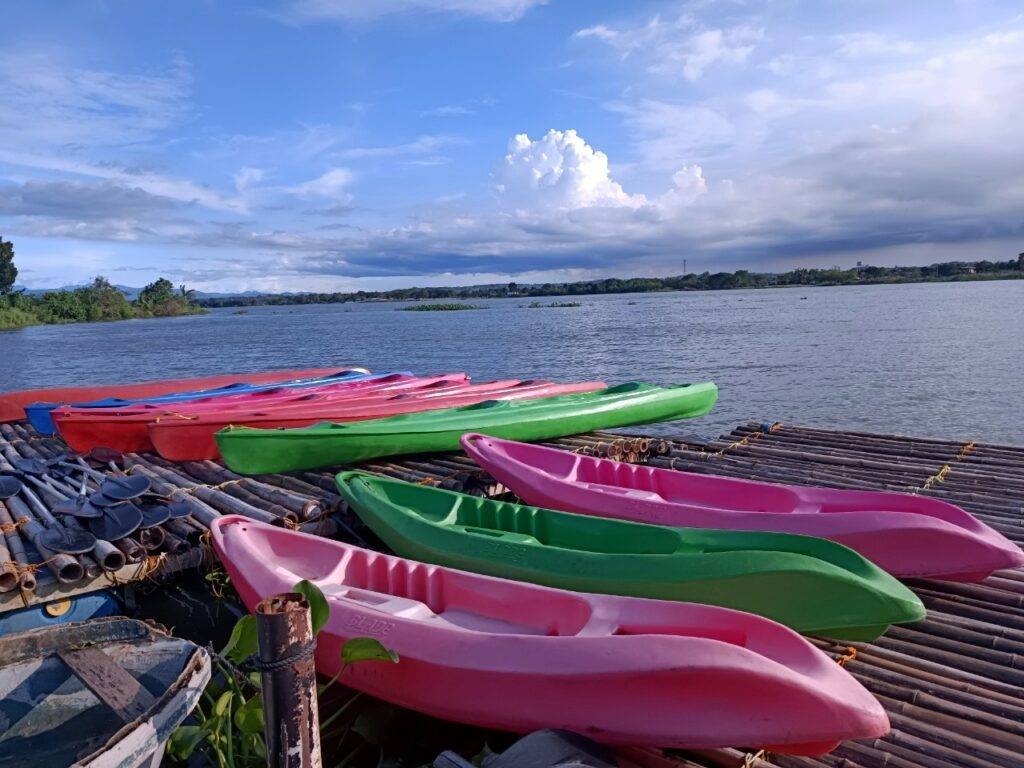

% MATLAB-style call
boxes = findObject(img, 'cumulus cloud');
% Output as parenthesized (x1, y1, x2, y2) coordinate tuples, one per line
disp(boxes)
(494, 129, 645, 210)
(283, 0, 546, 24)
(576, 14, 763, 81)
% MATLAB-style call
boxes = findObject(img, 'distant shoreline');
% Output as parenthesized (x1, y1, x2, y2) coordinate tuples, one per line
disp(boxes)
(195, 258, 1024, 309)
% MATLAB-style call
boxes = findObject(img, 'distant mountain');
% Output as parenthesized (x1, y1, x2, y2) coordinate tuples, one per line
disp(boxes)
(15, 282, 142, 299)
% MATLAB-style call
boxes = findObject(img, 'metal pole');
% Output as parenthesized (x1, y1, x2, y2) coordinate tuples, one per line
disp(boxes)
(255, 592, 322, 768)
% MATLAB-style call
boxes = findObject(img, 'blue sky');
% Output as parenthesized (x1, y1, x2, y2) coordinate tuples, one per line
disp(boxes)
(1, 1, 1022, 292)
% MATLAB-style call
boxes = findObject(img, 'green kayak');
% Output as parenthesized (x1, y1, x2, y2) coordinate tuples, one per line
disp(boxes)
(336, 472, 925, 640)
(217, 381, 717, 474)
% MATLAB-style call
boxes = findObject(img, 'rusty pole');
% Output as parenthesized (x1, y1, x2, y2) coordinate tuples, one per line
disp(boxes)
(255, 592, 322, 768)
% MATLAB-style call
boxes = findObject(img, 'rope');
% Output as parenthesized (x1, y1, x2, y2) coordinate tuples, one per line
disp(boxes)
(742, 749, 769, 767)
(153, 412, 198, 423)
(0, 516, 29, 534)
(837, 646, 857, 667)
(680, 422, 782, 466)
(243, 643, 315, 672)
(917, 439, 977, 492)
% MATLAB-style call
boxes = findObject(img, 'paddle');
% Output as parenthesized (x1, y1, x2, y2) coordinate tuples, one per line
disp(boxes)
(87, 502, 143, 541)
(0, 475, 22, 500)
(54, 476, 104, 520)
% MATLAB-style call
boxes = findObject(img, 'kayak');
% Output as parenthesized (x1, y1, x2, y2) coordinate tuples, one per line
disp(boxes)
(217, 381, 718, 474)
(27, 368, 374, 435)
(211, 515, 889, 754)
(53, 371, 463, 420)
(152, 379, 606, 461)
(335, 472, 925, 640)
(53, 374, 461, 454)
(0, 366, 354, 424)
(462, 434, 1024, 582)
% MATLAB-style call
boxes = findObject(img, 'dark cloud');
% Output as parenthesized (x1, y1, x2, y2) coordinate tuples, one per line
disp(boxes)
(0, 180, 178, 220)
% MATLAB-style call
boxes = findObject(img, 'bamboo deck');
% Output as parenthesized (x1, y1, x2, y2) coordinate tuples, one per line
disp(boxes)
(1, 421, 1022, 768)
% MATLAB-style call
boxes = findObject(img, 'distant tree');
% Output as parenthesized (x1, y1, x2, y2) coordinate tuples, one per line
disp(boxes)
(1018, 252, 1024, 270)
(0, 236, 16, 295)
(137, 278, 177, 310)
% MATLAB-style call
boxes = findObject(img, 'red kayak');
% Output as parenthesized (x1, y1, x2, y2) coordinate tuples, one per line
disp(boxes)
(54, 372, 462, 419)
(0, 367, 356, 423)
(54, 374, 469, 454)
(149, 380, 606, 461)
(212, 515, 889, 754)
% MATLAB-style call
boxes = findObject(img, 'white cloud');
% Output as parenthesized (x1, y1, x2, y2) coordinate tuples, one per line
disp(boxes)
(494, 129, 645, 210)
(421, 105, 475, 117)
(284, 0, 546, 23)
(335, 135, 456, 161)
(834, 33, 917, 59)
(292, 167, 355, 199)
(576, 14, 763, 81)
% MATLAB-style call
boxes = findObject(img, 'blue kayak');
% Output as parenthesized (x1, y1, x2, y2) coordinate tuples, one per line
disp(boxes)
(27, 369, 399, 435)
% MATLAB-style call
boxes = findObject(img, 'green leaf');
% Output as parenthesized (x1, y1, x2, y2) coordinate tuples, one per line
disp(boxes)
(223, 614, 258, 663)
(167, 725, 209, 761)
(342, 637, 399, 665)
(234, 694, 266, 735)
(214, 690, 234, 717)
(292, 579, 330, 636)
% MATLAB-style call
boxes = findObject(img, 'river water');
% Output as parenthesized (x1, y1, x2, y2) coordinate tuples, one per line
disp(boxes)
(2, 280, 1021, 443)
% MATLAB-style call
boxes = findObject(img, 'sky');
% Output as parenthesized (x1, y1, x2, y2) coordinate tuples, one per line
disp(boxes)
(1, 0, 1022, 292)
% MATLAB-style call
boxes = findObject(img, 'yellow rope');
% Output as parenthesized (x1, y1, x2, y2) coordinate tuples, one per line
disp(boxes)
(837, 646, 857, 667)
(0, 516, 29, 534)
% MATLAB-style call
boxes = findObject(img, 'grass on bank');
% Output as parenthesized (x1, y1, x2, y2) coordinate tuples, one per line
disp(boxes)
(398, 303, 482, 311)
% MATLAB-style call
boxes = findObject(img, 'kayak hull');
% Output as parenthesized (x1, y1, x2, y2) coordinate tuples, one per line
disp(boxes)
(150, 380, 605, 461)
(461, 434, 1024, 581)
(54, 374, 461, 454)
(27, 368, 374, 435)
(217, 381, 718, 474)
(211, 515, 889, 753)
(335, 472, 925, 640)
(0, 366, 349, 423)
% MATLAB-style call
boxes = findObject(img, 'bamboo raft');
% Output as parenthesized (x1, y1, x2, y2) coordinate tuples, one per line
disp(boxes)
(0, 421, 1021, 768)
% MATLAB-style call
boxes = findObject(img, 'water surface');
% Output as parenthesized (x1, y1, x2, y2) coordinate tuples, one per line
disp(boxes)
(2, 281, 1021, 443)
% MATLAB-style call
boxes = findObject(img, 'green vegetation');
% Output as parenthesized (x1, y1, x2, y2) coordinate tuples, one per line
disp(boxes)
(197, 253, 1024, 309)
(527, 300, 582, 308)
(0, 236, 204, 330)
(168, 578, 398, 767)
(398, 302, 481, 311)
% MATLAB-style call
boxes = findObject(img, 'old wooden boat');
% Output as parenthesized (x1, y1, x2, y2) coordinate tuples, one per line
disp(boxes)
(461, 433, 1024, 581)
(212, 515, 889, 754)
(336, 472, 925, 640)
(0, 617, 210, 767)
(217, 381, 718, 474)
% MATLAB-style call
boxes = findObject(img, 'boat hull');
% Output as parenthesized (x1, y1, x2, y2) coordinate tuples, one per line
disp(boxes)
(26, 368, 373, 434)
(0, 366, 349, 423)
(150, 380, 605, 461)
(461, 434, 1024, 581)
(211, 515, 889, 754)
(54, 374, 462, 454)
(335, 473, 925, 640)
(217, 381, 718, 473)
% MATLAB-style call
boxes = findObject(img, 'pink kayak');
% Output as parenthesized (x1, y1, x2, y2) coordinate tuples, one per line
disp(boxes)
(53, 372, 462, 419)
(211, 515, 889, 754)
(53, 375, 468, 453)
(149, 380, 605, 461)
(462, 434, 1024, 582)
